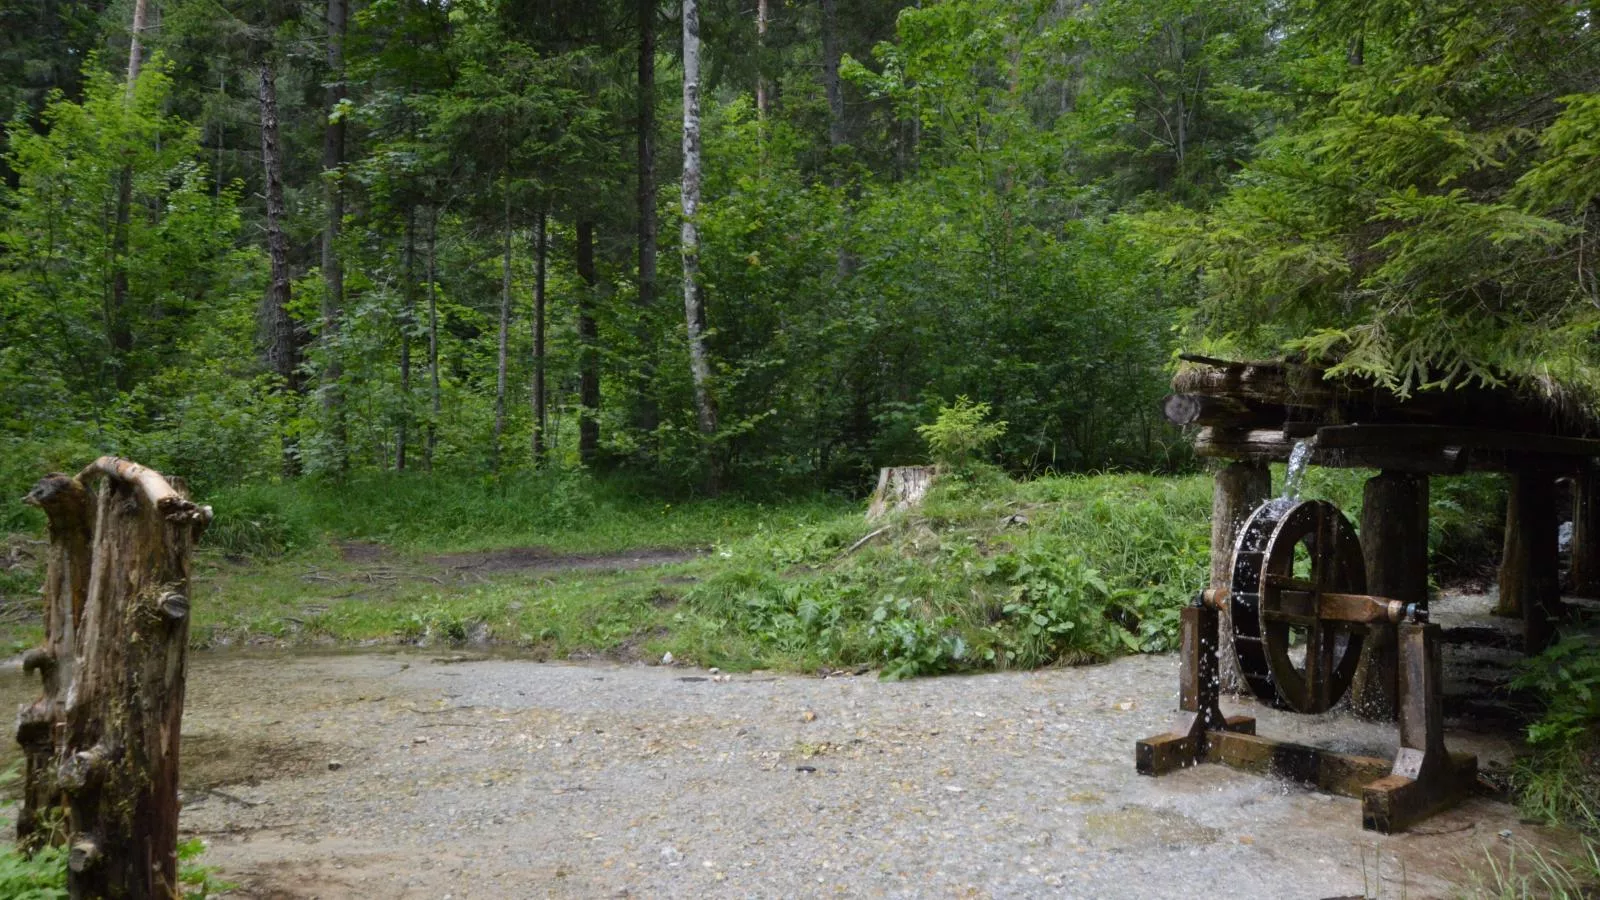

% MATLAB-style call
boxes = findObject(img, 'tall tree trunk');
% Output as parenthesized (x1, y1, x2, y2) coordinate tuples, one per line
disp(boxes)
(126, 0, 148, 87)
(819, 0, 855, 280)
(682, 0, 719, 490)
(259, 59, 300, 476)
(397, 206, 416, 472)
(426, 209, 440, 470)
(532, 210, 548, 464)
(494, 186, 512, 473)
(321, 0, 349, 471)
(819, 0, 846, 151)
(756, 0, 769, 116)
(107, 0, 149, 392)
(638, 0, 657, 310)
(634, 0, 661, 439)
(577, 220, 601, 467)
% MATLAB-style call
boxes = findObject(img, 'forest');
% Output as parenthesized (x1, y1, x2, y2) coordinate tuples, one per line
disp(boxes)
(2, 0, 1600, 891)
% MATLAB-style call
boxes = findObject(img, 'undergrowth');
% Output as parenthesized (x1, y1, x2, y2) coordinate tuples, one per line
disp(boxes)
(683, 467, 1211, 678)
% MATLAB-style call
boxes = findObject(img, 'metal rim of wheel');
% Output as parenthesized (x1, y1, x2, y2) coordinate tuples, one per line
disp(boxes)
(1228, 498, 1367, 713)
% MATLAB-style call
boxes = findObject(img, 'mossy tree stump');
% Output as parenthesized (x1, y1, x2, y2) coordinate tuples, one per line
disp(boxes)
(17, 458, 211, 899)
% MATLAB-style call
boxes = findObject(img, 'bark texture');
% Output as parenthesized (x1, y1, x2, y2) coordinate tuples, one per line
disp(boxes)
(1498, 472, 1561, 652)
(1210, 461, 1270, 692)
(1352, 471, 1428, 720)
(681, 0, 720, 486)
(494, 190, 513, 472)
(532, 211, 548, 463)
(321, 0, 349, 467)
(258, 59, 301, 477)
(17, 458, 211, 899)
(577, 220, 601, 466)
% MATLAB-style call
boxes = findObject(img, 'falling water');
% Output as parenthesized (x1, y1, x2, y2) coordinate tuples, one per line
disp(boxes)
(1281, 438, 1315, 501)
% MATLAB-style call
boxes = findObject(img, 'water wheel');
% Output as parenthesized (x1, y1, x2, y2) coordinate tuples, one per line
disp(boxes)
(1229, 498, 1368, 713)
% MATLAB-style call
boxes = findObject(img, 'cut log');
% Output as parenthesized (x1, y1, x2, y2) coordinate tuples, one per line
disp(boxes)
(15, 457, 211, 898)
(1352, 471, 1428, 721)
(1211, 461, 1270, 692)
(866, 466, 936, 521)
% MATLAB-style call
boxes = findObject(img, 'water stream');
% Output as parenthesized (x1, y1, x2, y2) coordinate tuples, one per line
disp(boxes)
(1280, 437, 1315, 501)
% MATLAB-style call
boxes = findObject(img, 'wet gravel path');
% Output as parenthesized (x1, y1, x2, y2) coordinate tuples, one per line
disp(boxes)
(167, 649, 1557, 899)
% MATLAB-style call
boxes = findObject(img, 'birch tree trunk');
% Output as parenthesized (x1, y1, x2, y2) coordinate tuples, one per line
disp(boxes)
(681, 0, 719, 488)
(577, 220, 601, 466)
(532, 210, 548, 463)
(108, 0, 149, 392)
(258, 58, 300, 476)
(321, 0, 349, 470)
(756, 0, 769, 116)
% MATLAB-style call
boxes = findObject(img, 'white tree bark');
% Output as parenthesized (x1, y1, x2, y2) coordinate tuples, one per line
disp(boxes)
(681, 0, 718, 450)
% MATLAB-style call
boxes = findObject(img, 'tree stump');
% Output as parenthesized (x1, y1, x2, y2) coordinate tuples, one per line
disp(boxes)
(1352, 471, 1428, 720)
(16, 458, 211, 899)
(1211, 461, 1271, 692)
(866, 466, 936, 521)
(1496, 470, 1561, 653)
(1570, 467, 1600, 598)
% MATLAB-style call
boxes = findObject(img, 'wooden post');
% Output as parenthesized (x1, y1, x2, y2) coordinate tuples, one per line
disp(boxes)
(15, 458, 210, 899)
(1570, 467, 1600, 598)
(1352, 471, 1427, 720)
(1497, 471, 1561, 652)
(1212, 461, 1270, 691)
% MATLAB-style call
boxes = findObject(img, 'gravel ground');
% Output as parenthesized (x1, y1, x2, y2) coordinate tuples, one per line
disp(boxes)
(149, 646, 1564, 899)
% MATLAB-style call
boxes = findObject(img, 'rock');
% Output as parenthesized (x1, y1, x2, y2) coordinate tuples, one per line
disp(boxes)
(709, 667, 720, 675)
(327, 760, 343, 771)
(801, 709, 817, 723)
(661, 652, 674, 665)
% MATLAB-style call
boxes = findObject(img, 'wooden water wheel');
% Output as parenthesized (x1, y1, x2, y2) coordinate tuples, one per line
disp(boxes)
(1229, 498, 1368, 713)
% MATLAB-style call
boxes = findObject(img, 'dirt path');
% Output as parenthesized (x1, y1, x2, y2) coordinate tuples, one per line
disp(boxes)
(104, 645, 1559, 900)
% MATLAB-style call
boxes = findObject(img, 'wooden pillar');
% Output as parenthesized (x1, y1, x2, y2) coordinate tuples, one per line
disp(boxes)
(1352, 471, 1428, 720)
(1570, 467, 1600, 598)
(1497, 471, 1561, 653)
(1212, 461, 1270, 691)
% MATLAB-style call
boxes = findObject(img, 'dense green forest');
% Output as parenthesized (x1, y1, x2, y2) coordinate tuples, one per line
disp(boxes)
(2, 0, 1600, 866)
(6, 0, 1595, 500)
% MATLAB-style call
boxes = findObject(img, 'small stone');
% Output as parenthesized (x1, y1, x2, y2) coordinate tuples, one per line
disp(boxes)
(801, 710, 817, 723)
(709, 667, 720, 675)
(327, 760, 343, 771)
(413, 736, 428, 744)
(661, 652, 674, 665)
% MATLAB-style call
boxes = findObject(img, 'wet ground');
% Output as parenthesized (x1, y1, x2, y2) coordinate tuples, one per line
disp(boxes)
(0, 594, 1577, 898)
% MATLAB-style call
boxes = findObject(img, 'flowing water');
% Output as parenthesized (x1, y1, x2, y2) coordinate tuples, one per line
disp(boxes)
(1281, 437, 1315, 501)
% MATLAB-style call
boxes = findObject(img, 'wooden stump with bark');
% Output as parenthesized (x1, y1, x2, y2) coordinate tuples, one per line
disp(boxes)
(866, 466, 936, 521)
(16, 458, 211, 899)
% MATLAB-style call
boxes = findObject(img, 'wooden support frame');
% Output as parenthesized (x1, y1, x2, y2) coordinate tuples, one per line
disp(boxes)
(1497, 470, 1562, 653)
(1211, 462, 1270, 692)
(1571, 467, 1600, 598)
(1136, 604, 1475, 833)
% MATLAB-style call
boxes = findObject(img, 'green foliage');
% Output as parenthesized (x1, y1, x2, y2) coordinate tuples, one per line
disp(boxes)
(684, 471, 1211, 678)
(918, 398, 1006, 471)
(0, 841, 67, 900)
(1512, 635, 1600, 834)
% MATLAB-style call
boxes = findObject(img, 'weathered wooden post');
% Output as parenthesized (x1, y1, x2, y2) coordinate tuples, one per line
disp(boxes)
(1570, 466, 1600, 598)
(1496, 470, 1561, 653)
(16, 458, 210, 898)
(1211, 461, 1270, 690)
(1352, 471, 1428, 720)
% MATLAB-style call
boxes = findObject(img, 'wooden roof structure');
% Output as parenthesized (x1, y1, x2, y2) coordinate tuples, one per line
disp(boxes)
(1165, 355, 1600, 475)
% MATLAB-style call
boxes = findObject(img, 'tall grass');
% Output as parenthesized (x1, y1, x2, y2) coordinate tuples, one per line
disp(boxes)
(200, 471, 851, 557)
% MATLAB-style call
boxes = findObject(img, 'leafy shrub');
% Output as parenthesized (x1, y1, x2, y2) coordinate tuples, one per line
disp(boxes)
(200, 484, 317, 559)
(917, 397, 1006, 472)
(1513, 635, 1600, 831)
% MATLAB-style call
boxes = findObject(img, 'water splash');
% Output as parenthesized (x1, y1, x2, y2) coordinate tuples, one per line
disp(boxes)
(1280, 438, 1314, 501)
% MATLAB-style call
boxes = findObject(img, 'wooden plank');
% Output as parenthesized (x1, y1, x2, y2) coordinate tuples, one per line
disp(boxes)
(1202, 731, 1391, 799)
(1318, 424, 1600, 459)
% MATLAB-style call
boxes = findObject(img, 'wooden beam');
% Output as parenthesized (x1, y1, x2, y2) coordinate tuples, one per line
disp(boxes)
(1571, 468, 1600, 598)
(1212, 462, 1270, 691)
(1498, 471, 1561, 653)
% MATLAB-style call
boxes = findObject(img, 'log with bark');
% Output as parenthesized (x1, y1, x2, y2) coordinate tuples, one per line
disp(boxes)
(16, 458, 211, 898)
